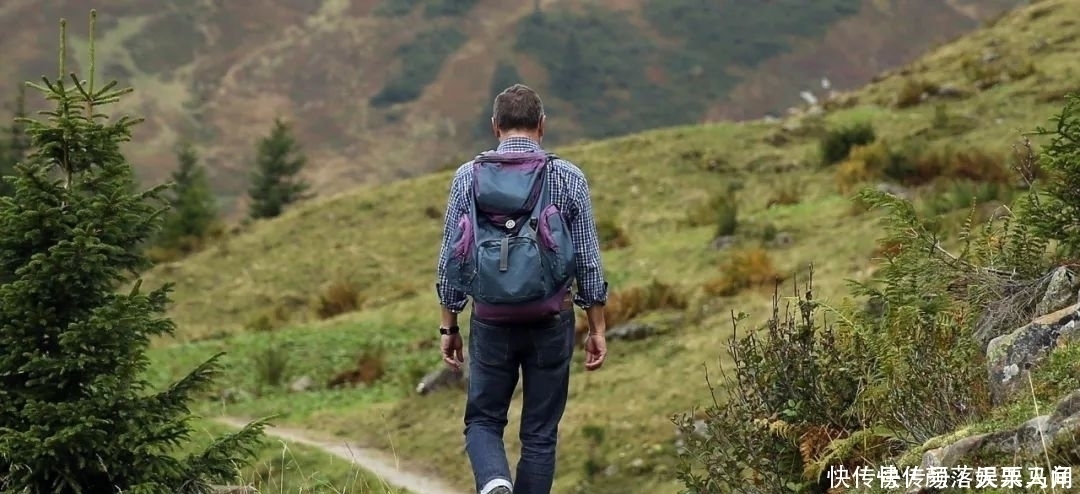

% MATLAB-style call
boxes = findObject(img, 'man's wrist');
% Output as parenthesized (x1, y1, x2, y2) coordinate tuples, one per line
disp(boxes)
(440, 306, 459, 329)
(439, 325, 460, 336)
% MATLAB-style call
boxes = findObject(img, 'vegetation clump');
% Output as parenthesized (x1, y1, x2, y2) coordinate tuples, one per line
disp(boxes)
(673, 94, 1080, 494)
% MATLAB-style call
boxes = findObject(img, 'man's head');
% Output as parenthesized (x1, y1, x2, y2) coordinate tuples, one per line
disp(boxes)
(491, 84, 545, 142)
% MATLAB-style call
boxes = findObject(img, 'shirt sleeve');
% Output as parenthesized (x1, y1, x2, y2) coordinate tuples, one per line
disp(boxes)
(567, 172, 609, 309)
(435, 170, 469, 312)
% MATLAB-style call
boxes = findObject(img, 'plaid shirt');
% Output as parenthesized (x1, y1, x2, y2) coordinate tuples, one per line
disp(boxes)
(435, 136, 609, 312)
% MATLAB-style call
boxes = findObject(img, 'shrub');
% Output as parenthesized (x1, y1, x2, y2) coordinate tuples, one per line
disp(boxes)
(595, 217, 631, 250)
(894, 78, 937, 108)
(675, 173, 1056, 492)
(765, 180, 800, 208)
(327, 348, 387, 388)
(253, 340, 291, 395)
(1025, 94, 1080, 257)
(575, 280, 687, 339)
(834, 140, 899, 192)
(245, 305, 291, 333)
(906, 146, 1012, 186)
(961, 51, 1036, 90)
(673, 192, 1002, 488)
(685, 190, 739, 237)
(703, 247, 781, 297)
(834, 139, 1013, 190)
(313, 280, 364, 319)
(818, 121, 876, 167)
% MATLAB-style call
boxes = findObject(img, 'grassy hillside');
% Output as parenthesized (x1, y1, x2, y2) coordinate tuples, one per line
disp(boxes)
(139, 0, 1080, 492)
(0, 0, 1019, 217)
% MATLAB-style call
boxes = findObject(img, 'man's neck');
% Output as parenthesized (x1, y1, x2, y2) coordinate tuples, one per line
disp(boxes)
(499, 133, 540, 143)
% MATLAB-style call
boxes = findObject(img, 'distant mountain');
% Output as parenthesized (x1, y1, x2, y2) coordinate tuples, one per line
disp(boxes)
(0, 0, 1021, 217)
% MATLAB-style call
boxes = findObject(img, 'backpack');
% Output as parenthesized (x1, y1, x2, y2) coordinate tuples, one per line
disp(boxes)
(444, 150, 576, 324)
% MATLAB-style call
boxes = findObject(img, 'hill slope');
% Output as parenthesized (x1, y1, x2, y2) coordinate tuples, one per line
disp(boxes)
(1, 0, 1019, 216)
(135, 0, 1080, 492)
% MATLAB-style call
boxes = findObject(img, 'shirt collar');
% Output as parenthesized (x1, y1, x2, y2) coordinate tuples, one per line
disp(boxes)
(495, 136, 542, 153)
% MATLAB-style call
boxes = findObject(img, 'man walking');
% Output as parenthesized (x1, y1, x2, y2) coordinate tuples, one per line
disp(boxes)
(435, 84, 609, 494)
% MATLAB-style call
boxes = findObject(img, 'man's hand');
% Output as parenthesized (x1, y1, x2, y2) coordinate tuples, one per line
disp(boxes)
(441, 334, 464, 370)
(584, 333, 607, 371)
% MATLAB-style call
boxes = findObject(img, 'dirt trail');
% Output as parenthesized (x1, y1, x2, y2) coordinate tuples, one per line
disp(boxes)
(214, 417, 465, 494)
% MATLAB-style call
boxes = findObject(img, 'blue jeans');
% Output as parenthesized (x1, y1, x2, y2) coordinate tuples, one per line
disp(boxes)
(464, 309, 576, 494)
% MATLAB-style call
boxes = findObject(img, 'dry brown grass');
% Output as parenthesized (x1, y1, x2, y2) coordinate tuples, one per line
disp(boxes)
(327, 349, 386, 388)
(894, 78, 938, 109)
(833, 139, 1012, 191)
(573, 280, 688, 339)
(595, 217, 631, 250)
(766, 180, 801, 208)
(703, 247, 783, 297)
(313, 280, 364, 320)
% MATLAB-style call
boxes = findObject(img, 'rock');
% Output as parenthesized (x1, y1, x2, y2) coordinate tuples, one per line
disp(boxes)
(986, 303, 1080, 404)
(1035, 267, 1079, 316)
(711, 235, 736, 250)
(289, 375, 315, 393)
(933, 83, 968, 99)
(416, 362, 468, 396)
(909, 389, 1080, 493)
(629, 458, 646, 472)
(607, 322, 655, 342)
(603, 464, 619, 477)
(766, 231, 794, 248)
(875, 182, 910, 200)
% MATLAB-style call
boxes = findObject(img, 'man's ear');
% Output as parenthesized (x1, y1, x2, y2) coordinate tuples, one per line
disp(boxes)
(538, 114, 545, 139)
(491, 118, 500, 139)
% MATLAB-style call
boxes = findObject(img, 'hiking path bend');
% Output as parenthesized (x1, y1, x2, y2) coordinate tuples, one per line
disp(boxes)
(214, 417, 465, 494)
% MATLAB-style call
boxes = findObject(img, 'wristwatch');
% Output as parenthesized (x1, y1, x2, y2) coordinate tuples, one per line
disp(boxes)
(439, 325, 460, 336)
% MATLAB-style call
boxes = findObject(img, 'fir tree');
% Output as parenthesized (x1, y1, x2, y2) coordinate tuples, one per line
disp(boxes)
(1026, 92, 1080, 258)
(246, 117, 310, 220)
(157, 141, 220, 254)
(0, 12, 265, 492)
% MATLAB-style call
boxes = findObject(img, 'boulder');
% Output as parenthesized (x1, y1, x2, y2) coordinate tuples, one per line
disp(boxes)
(1035, 266, 1080, 317)
(607, 322, 656, 342)
(910, 390, 1080, 493)
(986, 303, 1080, 405)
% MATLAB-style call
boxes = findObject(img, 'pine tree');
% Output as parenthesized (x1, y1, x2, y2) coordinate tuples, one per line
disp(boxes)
(0, 84, 28, 197)
(247, 117, 310, 220)
(0, 12, 265, 492)
(1026, 93, 1080, 258)
(157, 141, 220, 254)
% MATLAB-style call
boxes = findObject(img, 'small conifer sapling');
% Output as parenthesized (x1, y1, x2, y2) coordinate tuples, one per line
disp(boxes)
(0, 11, 266, 492)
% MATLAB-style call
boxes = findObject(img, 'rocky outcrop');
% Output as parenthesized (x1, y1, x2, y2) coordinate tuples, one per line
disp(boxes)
(910, 389, 1080, 493)
(986, 302, 1080, 404)
(1035, 266, 1080, 317)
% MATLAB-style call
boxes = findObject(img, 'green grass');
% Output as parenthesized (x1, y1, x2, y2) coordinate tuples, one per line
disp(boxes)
(139, 1, 1080, 492)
